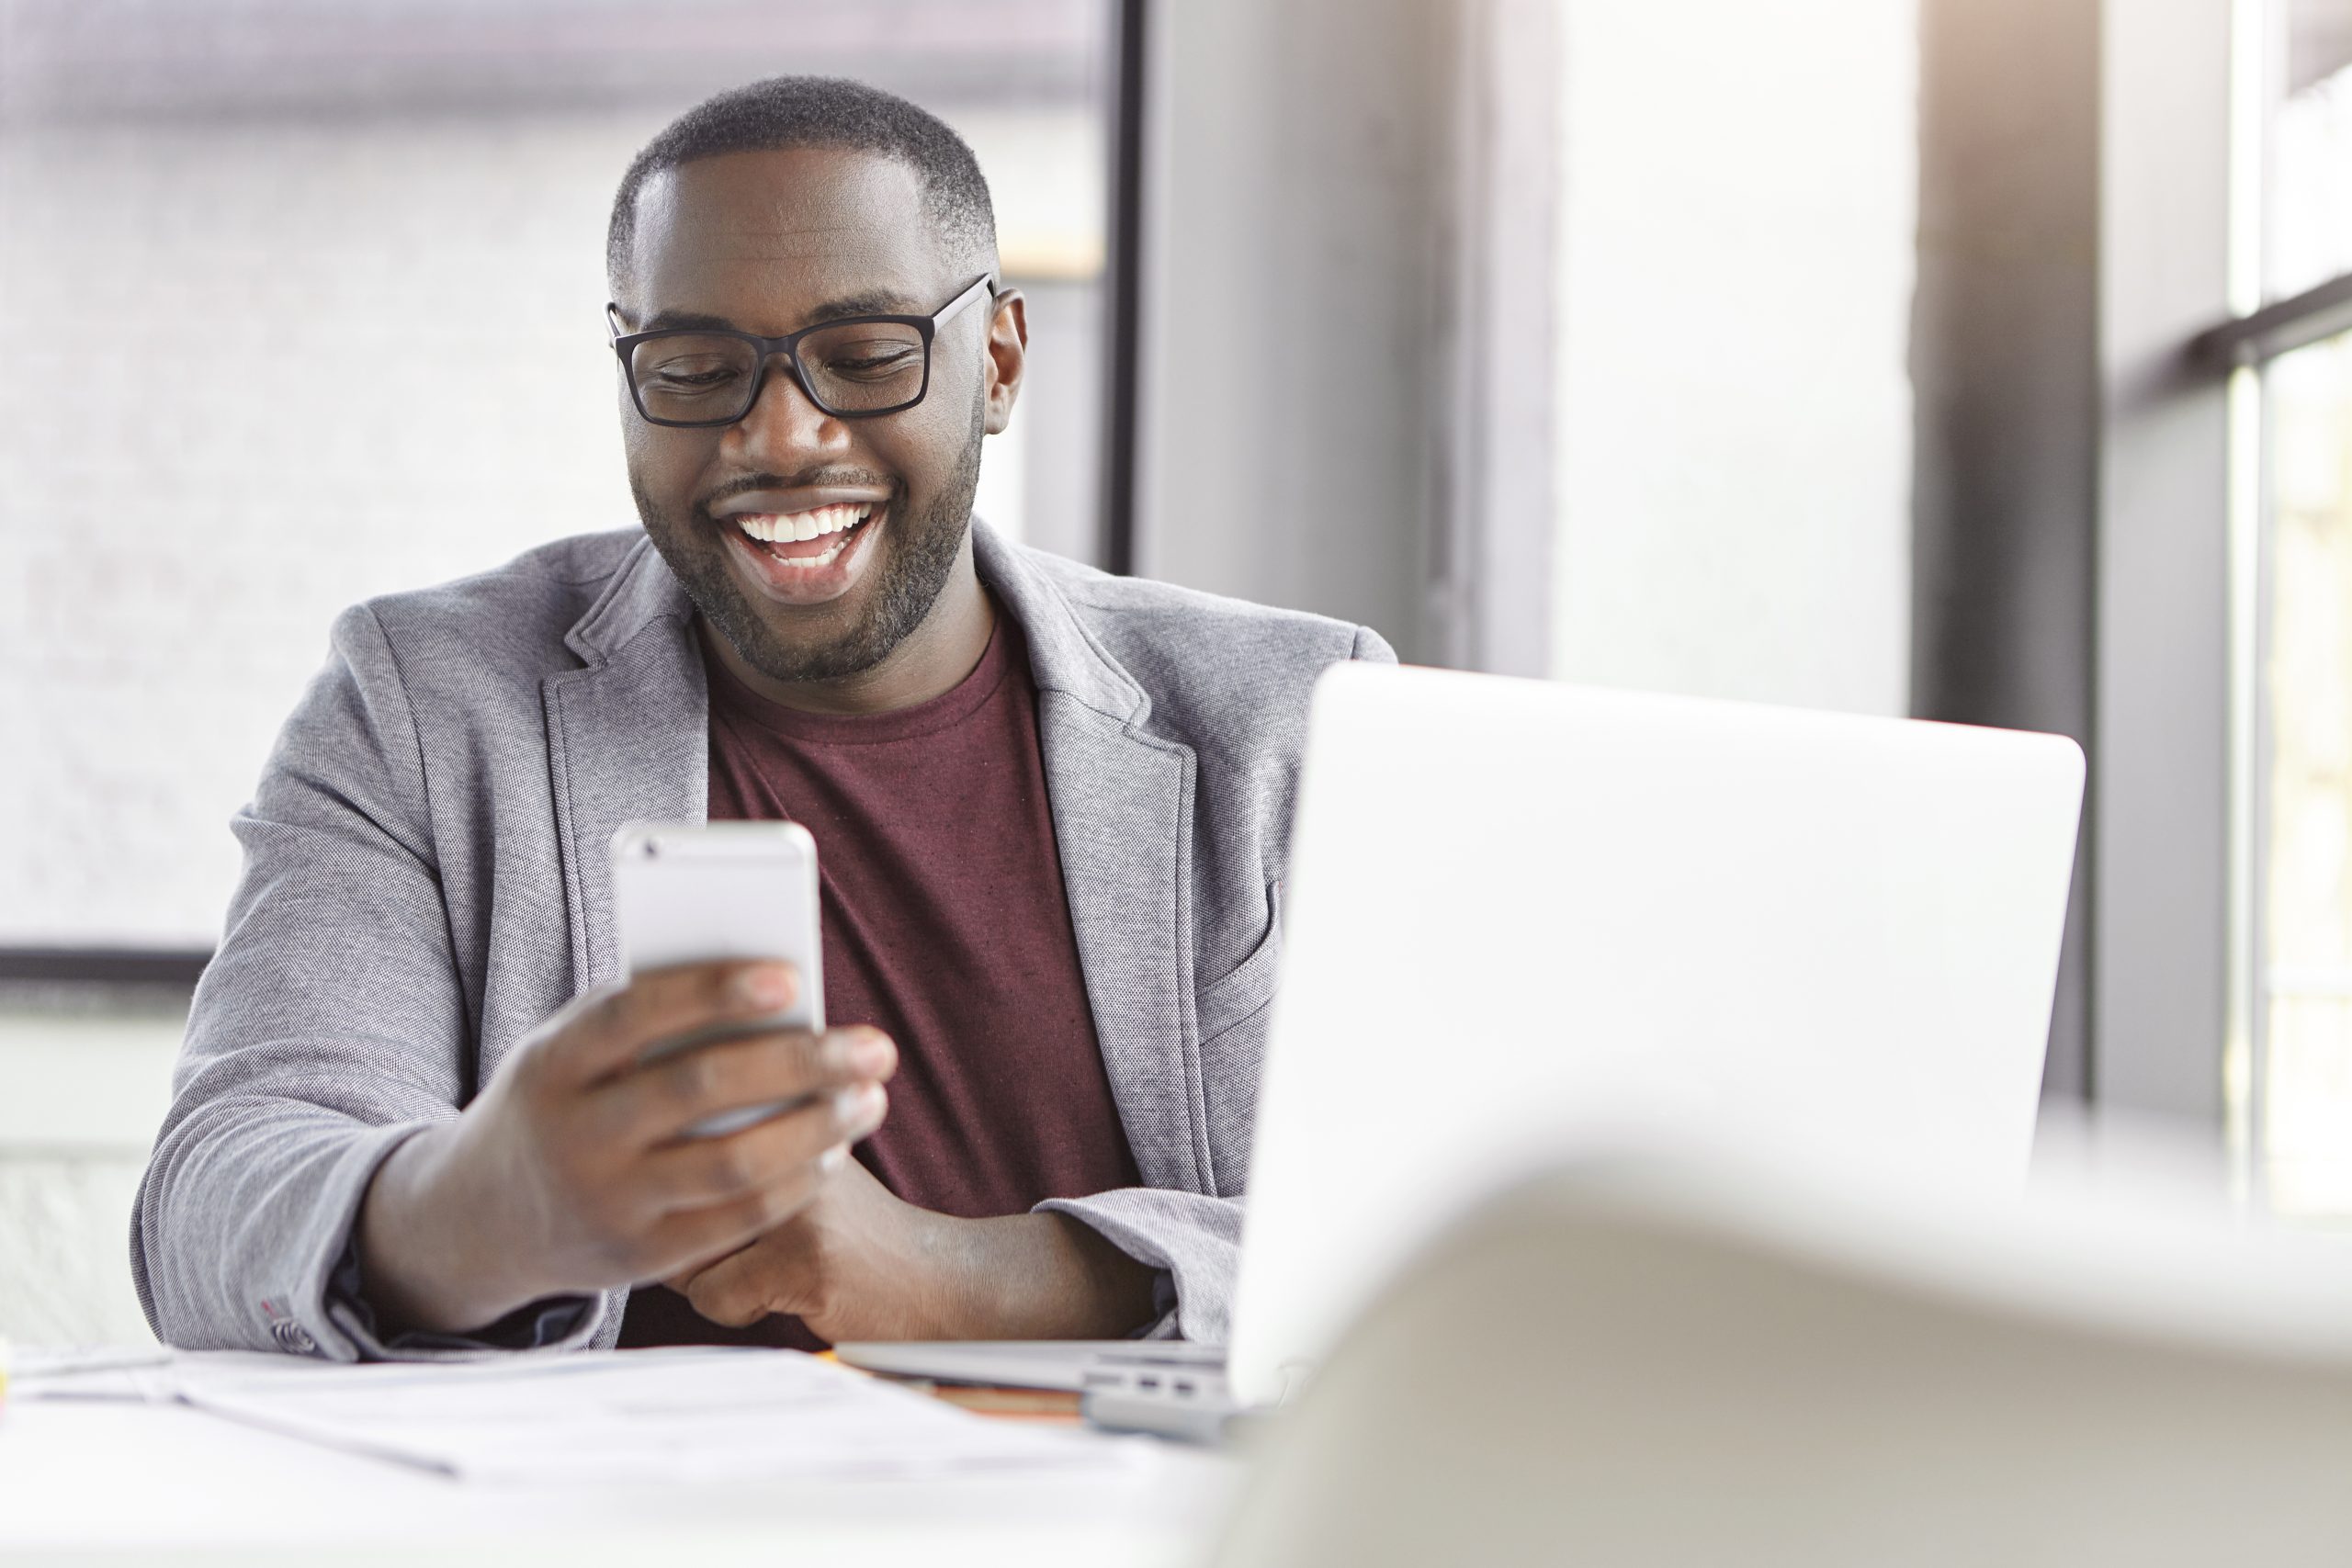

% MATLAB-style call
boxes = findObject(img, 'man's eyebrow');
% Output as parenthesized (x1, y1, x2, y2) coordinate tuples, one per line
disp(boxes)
(639, 308, 739, 333)
(637, 292, 926, 335)
(805, 289, 923, 321)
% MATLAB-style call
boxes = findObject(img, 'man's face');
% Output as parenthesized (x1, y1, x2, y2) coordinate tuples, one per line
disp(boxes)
(615, 147, 1012, 684)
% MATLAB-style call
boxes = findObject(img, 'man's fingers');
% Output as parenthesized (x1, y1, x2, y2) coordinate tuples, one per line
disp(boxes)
(601, 1027, 895, 1149)
(672, 1230, 801, 1328)
(653, 1186, 828, 1310)
(661, 1252, 738, 1295)
(638, 1082, 886, 1210)
(538, 960, 799, 1084)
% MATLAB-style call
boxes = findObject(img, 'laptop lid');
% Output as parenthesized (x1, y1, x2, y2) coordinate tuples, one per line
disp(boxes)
(1226, 664, 2084, 1408)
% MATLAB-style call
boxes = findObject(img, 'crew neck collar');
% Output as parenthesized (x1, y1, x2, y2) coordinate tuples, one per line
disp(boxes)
(702, 610, 1020, 745)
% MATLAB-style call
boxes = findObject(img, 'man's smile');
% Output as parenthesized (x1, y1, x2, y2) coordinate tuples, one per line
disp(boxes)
(712, 487, 892, 607)
(735, 502, 868, 553)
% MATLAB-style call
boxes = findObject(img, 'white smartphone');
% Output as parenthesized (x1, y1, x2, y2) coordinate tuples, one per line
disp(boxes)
(610, 820, 825, 1136)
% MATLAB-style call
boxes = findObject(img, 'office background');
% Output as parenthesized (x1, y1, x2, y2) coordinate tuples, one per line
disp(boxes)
(4, 0, 2347, 1343)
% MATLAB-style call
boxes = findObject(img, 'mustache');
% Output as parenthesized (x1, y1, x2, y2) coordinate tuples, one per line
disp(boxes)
(697, 469, 898, 509)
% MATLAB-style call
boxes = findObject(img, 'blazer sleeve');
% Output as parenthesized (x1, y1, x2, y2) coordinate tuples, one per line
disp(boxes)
(1033, 617, 1400, 1344)
(130, 604, 604, 1359)
(1034, 1190, 1243, 1341)
(1351, 623, 1399, 665)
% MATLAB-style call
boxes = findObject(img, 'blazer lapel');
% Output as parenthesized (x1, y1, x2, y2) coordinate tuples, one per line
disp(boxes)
(543, 536, 709, 998)
(978, 527, 1214, 1196)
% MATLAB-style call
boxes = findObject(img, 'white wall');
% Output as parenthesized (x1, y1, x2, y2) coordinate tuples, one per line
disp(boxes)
(1551, 0, 1917, 716)
(0, 105, 1091, 951)
(0, 114, 645, 950)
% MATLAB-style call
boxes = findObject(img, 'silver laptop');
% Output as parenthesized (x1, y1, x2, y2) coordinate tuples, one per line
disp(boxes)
(839, 663, 2085, 1437)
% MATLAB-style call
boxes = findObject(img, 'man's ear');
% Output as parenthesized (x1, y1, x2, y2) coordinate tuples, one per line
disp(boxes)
(982, 288, 1028, 435)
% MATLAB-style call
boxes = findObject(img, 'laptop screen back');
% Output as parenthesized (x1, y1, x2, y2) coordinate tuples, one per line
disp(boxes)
(1227, 664, 2085, 1407)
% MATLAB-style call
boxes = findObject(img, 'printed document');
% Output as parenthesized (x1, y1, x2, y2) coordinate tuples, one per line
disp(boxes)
(160, 1346, 1120, 1483)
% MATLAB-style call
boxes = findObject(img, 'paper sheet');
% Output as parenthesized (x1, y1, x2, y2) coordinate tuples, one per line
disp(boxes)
(164, 1347, 1124, 1484)
(8, 1346, 179, 1403)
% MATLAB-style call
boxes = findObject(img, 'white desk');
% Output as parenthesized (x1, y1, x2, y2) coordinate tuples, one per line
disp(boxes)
(0, 1393, 1239, 1566)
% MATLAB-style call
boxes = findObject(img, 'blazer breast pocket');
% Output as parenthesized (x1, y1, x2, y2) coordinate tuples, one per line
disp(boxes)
(1193, 879, 1282, 1195)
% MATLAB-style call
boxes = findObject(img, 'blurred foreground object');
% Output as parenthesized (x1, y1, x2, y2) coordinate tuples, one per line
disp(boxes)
(1216, 1154, 2352, 1567)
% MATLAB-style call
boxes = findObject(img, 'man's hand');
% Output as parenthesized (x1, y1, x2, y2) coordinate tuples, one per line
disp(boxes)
(355, 958, 895, 1337)
(668, 1155, 1163, 1343)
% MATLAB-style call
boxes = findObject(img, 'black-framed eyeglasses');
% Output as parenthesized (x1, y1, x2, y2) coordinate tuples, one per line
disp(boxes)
(607, 274, 996, 428)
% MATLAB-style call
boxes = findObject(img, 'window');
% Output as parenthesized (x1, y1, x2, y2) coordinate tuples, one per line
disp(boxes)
(0, 0, 1117, 958)
(2256, 0, 2352, 1213)
(2260, 328, 2352, 1212)
(2168, 0, 2352, 1210)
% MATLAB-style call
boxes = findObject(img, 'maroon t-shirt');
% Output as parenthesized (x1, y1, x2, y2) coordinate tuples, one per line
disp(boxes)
(616, 613, 1142, 1348)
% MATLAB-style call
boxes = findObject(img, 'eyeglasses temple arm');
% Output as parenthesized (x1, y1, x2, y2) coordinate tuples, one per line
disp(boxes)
(933, 275, 998, 329)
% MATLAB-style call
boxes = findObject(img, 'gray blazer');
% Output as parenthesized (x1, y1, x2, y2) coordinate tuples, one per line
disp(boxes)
(132, 523, 1394, 1359)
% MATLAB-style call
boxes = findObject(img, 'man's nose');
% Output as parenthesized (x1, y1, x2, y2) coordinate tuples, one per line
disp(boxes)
(728, 355, 850, 465)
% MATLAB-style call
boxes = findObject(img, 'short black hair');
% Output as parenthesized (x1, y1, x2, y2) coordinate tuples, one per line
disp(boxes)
(607, 75, 998, 295)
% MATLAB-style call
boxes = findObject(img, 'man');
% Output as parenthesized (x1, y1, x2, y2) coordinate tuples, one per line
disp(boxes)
(133, 76, 1392, 1359)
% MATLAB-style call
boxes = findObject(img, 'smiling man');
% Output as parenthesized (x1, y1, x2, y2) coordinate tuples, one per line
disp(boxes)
(132, 77, 1392, 1359)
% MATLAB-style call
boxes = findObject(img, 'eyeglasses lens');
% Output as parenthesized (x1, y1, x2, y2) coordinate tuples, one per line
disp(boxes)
(628, 321, 932, 424)
(797, 321, 929, 412)
(628, 334, 761, 424)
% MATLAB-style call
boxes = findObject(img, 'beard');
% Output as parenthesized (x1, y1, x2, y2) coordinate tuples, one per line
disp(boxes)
(629, 406, 983, 686)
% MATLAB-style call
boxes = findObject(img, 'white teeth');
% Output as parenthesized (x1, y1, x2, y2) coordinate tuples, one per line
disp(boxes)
(767, 534, 853, 570)
(734, 502, 873, 547)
